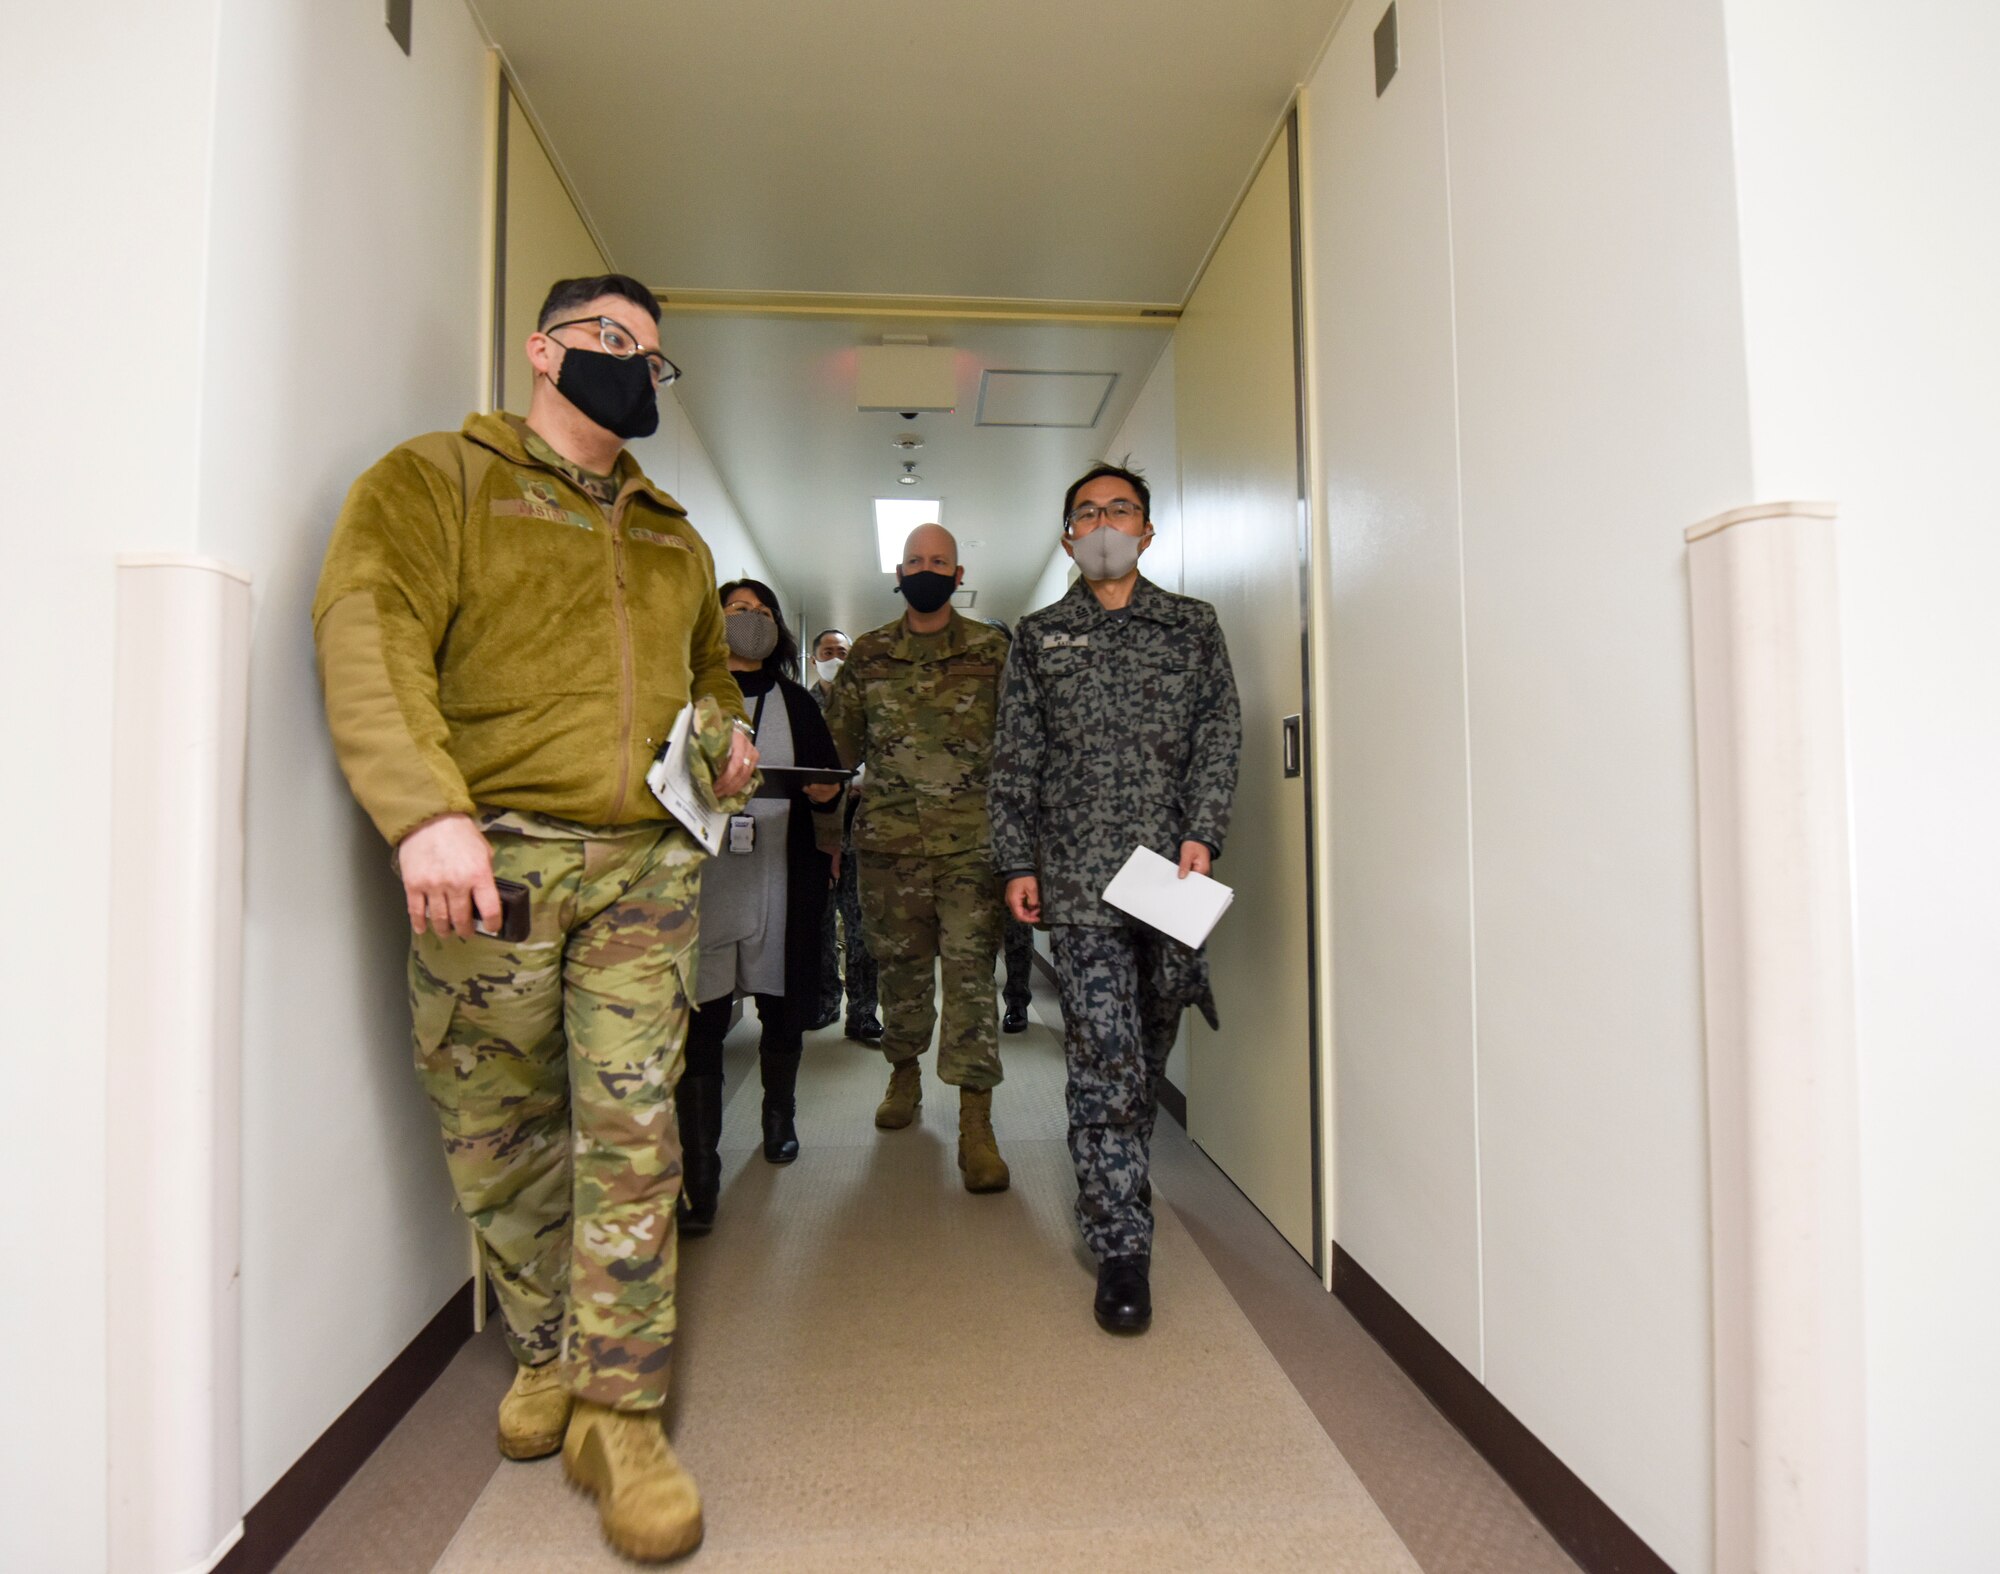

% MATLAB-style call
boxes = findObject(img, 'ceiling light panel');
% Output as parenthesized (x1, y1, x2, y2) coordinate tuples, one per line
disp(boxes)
(857, 346, 957, 413)
(974, 370, 1118, 428)
(874, 498, 943, 572)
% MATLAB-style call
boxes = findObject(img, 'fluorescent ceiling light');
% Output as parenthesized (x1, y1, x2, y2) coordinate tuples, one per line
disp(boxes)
(874, 498, 942, 572)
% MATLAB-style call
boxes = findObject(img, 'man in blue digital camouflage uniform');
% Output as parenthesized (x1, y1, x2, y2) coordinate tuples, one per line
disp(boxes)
(988, 462, 1242, 1334)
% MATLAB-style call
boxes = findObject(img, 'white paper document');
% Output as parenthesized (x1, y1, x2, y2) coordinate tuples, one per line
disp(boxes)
(645, 703, 727, 856)
(1101, 845, 1234, 950)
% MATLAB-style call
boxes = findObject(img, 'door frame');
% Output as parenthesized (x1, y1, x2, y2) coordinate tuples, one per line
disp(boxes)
(1280, 104, 1330, 1282)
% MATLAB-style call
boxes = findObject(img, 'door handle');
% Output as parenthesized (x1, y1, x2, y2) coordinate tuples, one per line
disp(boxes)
(1282, 714, 1302, 778)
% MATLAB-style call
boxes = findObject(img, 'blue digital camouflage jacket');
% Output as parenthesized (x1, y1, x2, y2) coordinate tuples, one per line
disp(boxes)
(987, 574, 1242, 934)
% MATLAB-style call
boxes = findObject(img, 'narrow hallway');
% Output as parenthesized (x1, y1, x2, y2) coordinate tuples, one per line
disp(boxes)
(277, 973, 1579, 1574)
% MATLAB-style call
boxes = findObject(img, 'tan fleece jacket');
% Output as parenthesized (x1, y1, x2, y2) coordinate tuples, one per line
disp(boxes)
(312, 412, 746, 844)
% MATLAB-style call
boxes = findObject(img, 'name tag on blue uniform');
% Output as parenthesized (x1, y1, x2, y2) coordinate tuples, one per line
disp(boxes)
(1042, 633, 1089, 650)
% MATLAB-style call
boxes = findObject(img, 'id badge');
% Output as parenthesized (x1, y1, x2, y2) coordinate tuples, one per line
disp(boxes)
(727, 814, 756, 855)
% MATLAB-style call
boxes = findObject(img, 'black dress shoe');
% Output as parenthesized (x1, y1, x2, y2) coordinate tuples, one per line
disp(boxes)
(1001, 1005, 1029, 1034)
(1093, 1256, 1152, 1335)
(846, 1013, 884, 1043)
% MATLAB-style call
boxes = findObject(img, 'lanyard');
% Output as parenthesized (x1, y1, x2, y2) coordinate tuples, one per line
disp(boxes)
(749, 686, 769, 739)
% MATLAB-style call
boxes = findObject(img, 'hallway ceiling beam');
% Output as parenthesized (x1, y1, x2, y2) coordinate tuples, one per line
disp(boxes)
(657, 290, 1180, 328)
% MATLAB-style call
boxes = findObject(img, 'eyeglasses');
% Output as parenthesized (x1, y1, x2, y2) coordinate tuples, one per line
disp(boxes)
(544, 316, 682, 385)
(1064, 499, 1146, 532)
(726, 602, 775, 619)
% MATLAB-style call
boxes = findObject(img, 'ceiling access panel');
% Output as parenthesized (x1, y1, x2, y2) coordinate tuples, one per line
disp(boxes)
(975, 370, 1119, 428)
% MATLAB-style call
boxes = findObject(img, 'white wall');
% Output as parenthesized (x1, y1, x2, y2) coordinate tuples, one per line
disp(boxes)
(0, 2, 222, 1566)
(1719, 4, 2000, 1566)
(633, 397, 787, 606)
(191, 0, 495, 1504)
(1305, 1, 1754, 1566)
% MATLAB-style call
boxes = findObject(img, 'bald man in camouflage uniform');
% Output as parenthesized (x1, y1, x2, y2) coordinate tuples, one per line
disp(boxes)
(824, 523, 1012, 1192)
(989, 462, 1241, 1335)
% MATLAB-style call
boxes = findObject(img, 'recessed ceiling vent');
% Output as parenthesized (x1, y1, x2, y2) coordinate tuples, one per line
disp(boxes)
(975, 370, 1118, 429)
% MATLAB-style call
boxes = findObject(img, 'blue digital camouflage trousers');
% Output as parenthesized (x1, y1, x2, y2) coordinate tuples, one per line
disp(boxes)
(816, 842, 877, 1022)
(1001, 914, 1033, 1013)
(1049, 922, 1185, 1262)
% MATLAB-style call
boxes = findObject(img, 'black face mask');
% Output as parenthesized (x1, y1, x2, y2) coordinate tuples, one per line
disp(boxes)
(554, 347, 660, 439)
(896, 570, 958, 613)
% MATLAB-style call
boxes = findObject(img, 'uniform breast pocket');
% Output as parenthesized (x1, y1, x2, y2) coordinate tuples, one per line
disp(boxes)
(938, 660, 999, 724)
(1132, 656, 1195, 718)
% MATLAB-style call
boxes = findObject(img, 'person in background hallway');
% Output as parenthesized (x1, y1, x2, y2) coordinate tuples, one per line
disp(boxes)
(805, 627, 847, 706)
(823, 525, 1013, 1192)
(807, 628, 882, 1042)
(987, 619, 1036, 1034)
(677, 582, 844, 1234)
(988, 462, 1242, 1335)
(313, 273, 754, 1564)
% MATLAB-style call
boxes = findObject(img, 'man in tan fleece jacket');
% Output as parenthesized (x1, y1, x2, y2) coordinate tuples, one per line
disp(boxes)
(313, 273, 752, 1565)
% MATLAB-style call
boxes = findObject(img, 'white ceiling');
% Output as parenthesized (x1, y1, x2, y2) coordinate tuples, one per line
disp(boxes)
(467, 0, 1347, 627)
(469, 0, 1348, 302)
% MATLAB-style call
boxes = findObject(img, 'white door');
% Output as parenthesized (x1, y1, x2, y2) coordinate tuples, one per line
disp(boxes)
(1175, 121, 1318, 1264)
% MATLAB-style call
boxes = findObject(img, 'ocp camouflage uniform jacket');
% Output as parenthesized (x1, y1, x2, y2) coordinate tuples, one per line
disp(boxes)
(313, 412, 745, 844)
(988, 575, 1242, 930)
(822, 610, 1011, 857)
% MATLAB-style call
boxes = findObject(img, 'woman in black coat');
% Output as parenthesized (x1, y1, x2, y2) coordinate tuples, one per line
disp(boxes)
(676, 578, 845, 1235)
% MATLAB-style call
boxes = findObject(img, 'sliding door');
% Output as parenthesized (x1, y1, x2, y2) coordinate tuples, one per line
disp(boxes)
(1175, 119, 1319, 1264)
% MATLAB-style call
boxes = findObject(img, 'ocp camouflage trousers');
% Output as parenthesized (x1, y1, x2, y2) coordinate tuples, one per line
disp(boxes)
(1050, 922, 1185, 1262)
(409, 819, 703, 1411)
(857, 847, 1003, 1090)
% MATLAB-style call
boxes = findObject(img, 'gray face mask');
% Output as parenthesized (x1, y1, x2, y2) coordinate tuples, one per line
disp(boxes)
(725, 610, 780, 661)
(1069, 524, 1148, 582)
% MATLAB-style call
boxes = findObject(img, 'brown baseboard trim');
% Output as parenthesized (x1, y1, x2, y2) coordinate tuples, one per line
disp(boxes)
(1331, 1246, 1674, 1574)
(215, 1279, 480, 1574)
(1157, 1075, 1187, 1129)
(1030, 947, 1059, 986)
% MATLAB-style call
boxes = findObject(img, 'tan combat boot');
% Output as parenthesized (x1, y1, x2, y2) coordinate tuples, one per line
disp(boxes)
(497, 1360, 571, 1461)
(957, 1087, 1011, 1193)
(875, 1060, 923, 1129)
(562, 1401, 704, 1564)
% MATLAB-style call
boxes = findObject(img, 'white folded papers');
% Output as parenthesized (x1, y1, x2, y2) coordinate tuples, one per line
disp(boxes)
(645, 704, 728, 856)
(1101, 845, 1234, 950)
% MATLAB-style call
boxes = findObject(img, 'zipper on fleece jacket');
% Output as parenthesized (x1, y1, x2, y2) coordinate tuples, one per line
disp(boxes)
(603, 481, 641, 824)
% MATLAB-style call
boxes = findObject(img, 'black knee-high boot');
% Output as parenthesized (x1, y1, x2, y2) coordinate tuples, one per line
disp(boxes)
(760, 1049, 801, 1164)
(758, 993, 803, 1165)
(676, 1072, 724, 1234)
(678, 996, 731, 1235)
